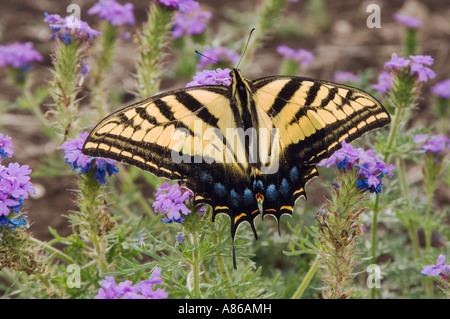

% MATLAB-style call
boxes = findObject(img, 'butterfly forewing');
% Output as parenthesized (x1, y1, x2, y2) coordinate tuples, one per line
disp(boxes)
(252, 75, 390, 165)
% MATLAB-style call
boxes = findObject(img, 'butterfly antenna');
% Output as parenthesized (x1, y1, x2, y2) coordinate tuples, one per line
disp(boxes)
(195, 50, 224, 67)
(236, 28, 255, 69)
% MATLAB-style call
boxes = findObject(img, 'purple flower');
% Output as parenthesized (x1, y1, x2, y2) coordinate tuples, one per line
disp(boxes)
(0, 135, 34, 230)
(95, 268, 168, 299)
(88, 0, 135, 26)
(0, 162, 35, 199)
(0, 191, 20, 216)
(153, 183, 193, 223)
(186, 68, 232, 87)
(157, 0, 200, 13)
(172, 9, 212, 39)
(332, 71, 361, 84)
(277, 45, 314, 67)
(196, 46, 239, 70)
(318, 140, 395, 194)
(0, 42, 43, 70)
(421, 255, 450, 278)
(393, 14, 422, 28)
(430, 79, 450, 99)
(80, 62, 90, 76)
(0, 133, 14, 161)
(409, 55, 436, 82)
(384, 53, 411, 70)
(414, 134, 450, 154)
(44, 12, 101, 44)
(384, 53, 436, 82)
(371, 71, 394, 94)
(410, 55, 434, 66)
(60, 132, 119, 184)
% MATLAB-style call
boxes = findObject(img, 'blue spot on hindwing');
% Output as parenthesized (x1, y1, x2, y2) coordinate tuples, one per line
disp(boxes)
(280, 178, 290, 197)
(290, 166, 300, 182)
(230, 189, 240, 207)
(253, 179, 264, 192)
(266, 184, 278, 201)
(214, 183, 227, 198)
(200, 172, 213, 184)
(243, 188, 254, 205)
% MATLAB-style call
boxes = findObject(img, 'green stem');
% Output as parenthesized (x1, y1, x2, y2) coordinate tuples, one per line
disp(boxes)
(191, 232, 201, 298)
(28, 236, 75, 265)
(370, 106, 402, 299)
(212, 223, 235, 298)
(404, 28, 420, 56)
(383, 108, 401, 160)
(424, 193, 433, 255)
(76, 171, 112, 274)
(397, 158, 421, 259)
(48, 40, 83, 141)
(240, 0, 290, 70)
(22, 79, 50, 129)
(292, 255, 319, 299)
(135, 2, 174, 98)
(423, 180, 435, 298)
(91, 21, 119, 120)
(279, 59, 299, 76)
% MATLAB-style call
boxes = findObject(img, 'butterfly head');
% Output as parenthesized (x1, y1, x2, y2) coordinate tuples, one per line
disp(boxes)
(230, 68, 252, 96)
(229, 68, 241, 80)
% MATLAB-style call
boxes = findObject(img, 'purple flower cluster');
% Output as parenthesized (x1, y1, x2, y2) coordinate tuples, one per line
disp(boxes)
(332, 71, 361, 84)
(318, 140, 395, 194)
(393, 14, 422, 29)
(60, 132, 119, 185)
(172, 9, 212, 39)
(371, 71, 394, 94)
(277, 45, 314, 67)
(44, 12, 101, 44)
(430, 79, 450, 99)
(0, 134, 14, 160)
(157, 0, 200, 13)
(0, 134, 35, 230)
(421, 255, 450, 279)
(88, 0, 135, 26)
(95, 267, 168, 299)
(384, 53, 436, 82)
(152, 183, 193, 223)
(0, 42, 43, 70)
(186, 68, 232, 87)
(414, 134, 450, 154)
(196, 46, 239, 70)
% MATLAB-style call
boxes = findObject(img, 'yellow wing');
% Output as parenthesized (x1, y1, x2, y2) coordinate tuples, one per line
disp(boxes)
(83, 83, 263, 242)
(83, 72, 391, 256)
(83, 85, 244, 180)
(252, 75, 391, 166)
